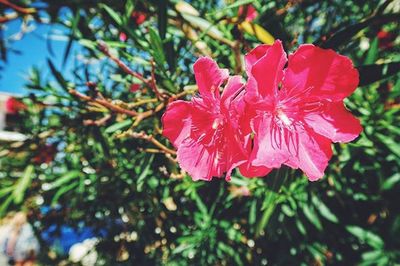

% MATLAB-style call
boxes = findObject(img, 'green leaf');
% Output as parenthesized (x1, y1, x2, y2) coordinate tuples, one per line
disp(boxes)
(346, 225, 384, 249)
(302, 204, 323, 231)
(51, 170, 81, 189)
(0, 186, 13, 198)
(364, 38, 378, 65)
(381, 173, 400, 191)
(148, 27, 167, 68)
(249, 200, 257, 225)
(100, 4, 123, 26)
(47, 59, 68, 89)
(52, 182, 79, 205)
(13, 165, 34, 204)
(137, 154, 154, 192)
(0, 196, 13, 217)
(376, 133, 400, 158)
(105, 120, 132, 134)
(312, 195, 339, 223)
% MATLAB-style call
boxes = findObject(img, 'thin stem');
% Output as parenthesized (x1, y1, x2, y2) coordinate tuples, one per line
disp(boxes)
(69, 89, 138, 116)
(124, 131, 176, 155)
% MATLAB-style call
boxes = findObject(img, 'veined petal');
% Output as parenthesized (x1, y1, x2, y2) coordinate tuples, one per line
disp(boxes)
(285, 128, 333, 181)
(221, 75, 244, 109)
(245, 44, 271, 73)
(283, 44, 359, 101)
(177, 139, 224, 181)
(193, 57, 229, 98)
(239, 163, 271, 178)
(162, 100, 192, 147)
(304, 102, 362, 143)
(247, 40, 287, 98)
(251, 114, 289, 169)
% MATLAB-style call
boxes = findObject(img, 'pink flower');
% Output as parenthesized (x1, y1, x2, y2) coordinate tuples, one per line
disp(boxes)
(130, 83, 141, 92)
(241, 40, 362, 181)
(119, 32, 127, 42)
(5, 97, 26, 114)
(238, 4, 258, 22)
(162, 57, 249, 181)
(131, 11, 146, 25)
(377, 30, 395, 49)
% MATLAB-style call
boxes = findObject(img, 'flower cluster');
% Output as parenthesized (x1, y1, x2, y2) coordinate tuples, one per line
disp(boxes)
(162, 40, 362, 181)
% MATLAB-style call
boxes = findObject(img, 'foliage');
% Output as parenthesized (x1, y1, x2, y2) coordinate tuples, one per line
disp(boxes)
(0, 0, 399, 265)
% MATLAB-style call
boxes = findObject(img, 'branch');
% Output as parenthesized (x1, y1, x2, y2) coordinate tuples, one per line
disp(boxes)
(127, 131, 176, 155)
(69, 89, 138, 116)
(0, 0, 36, 14)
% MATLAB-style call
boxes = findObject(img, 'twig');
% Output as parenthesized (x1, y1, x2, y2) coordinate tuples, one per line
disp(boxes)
(128, 131, 176, 155)
(97, 41, 148, 84)
(69, 89, 138, 116)
(83, 114, 112, 126)
(0, 0, 36, 14)
(150, 59, 165, 100)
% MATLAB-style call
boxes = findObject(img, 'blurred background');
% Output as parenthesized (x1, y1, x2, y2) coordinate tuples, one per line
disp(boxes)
(0, 0, 399, 265)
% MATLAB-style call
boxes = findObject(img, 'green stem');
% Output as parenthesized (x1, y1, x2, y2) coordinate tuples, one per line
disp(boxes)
(255, 167, 289, 237)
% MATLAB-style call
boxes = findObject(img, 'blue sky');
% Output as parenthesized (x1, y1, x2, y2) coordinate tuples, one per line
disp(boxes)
(0, 18, 73, 94)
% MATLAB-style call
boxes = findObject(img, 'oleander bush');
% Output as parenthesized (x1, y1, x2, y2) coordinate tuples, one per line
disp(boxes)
(0, 0, 399, 265)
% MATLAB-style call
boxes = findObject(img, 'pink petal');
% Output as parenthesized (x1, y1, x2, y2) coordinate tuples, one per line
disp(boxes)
(250, 114, 290, 169)
(193, 57, 229, 98)
(177, 139, 224, 181)
(239, 163, 271, 178)
(130, 83, 141, 92)
(221, 75, 244, 110)
(283, 44, 359, 101)
(304, 102, 362, 143)
(238, 4, 258, 22)
(162, 101, 192, 147)
(286, 129, 333, 181)
(247, 40, 287, 98)
(245, 44, 271, 73)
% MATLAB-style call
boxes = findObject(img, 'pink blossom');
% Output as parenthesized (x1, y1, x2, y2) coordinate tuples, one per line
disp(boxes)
(241, 40, 362, 181)
(119, 32, 127, 42)
(238, 4, 258, 22)
(5, 97, 26, 114)
(130, 83, 141, 92)
(162, 57, 249, 181)
(131, 11, 146, 25)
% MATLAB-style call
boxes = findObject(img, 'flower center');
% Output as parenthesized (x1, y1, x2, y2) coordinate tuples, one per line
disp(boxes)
(212, 115, 225, 130)
(276, 108, 292, 127)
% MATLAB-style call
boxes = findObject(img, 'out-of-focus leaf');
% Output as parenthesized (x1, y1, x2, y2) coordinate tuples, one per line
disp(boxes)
(13, 165, 34, 204)
(346, 225, 384, 249)
(181, 13, 234, 46)
(302, 204, 323, 231)
(358, 62, 400, 86)
(317, 13, 400, 49)
(100, 4, 123, 26)
(239, 21, 275, 45)
(376, 133, 400, 157)
(364, 38, 378, 65)
(0, 186, 13, 198)
(51, 170, 81, 189)
(312, 195, 339, 223)
(0, 196, 13, 217)
(62, 11, 81, 67)
(149, 27, 167, 68)
(105, 120, 132, 134)
(249, 200, 256, 225)
(47, 59, 68, 89)
(137, 154, 154, 192)
(381, 173, 400, 191)
(52, 182, 79, 205)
